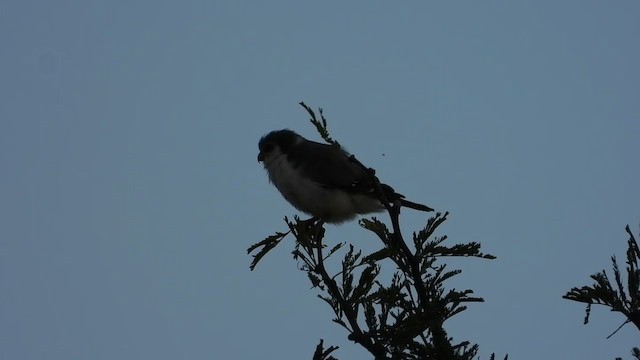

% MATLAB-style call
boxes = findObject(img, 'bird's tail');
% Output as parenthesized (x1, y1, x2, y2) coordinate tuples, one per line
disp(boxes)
(380, 183, 433, 212)
(399, 199, 434, 212)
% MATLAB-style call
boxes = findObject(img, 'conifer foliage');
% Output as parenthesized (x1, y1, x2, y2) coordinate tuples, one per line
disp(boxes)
(564, 225, 640, 359)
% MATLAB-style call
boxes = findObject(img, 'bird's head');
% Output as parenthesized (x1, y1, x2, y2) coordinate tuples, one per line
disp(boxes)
(257, 129, 302, 165)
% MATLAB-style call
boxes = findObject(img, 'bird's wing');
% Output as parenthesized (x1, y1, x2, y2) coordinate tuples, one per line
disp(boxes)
(288, 140, 373, 192)
(290, 139, 413, 204)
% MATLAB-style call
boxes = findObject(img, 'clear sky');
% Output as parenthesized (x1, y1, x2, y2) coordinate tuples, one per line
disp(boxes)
(1, 1, 639, 359)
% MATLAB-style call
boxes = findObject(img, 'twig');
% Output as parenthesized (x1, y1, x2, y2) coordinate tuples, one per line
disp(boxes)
(607, 319, 631, 339)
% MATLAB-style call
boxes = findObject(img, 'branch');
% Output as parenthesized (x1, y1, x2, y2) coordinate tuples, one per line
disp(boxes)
(563, 224, 640, 334)
(312, 222, 388, 358)
(347, 155, 454, 358)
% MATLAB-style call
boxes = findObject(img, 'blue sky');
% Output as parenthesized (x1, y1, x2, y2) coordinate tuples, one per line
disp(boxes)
(1, 1, 639, 359)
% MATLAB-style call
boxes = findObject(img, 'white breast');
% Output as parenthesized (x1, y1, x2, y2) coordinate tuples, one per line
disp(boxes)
(264, 154, 383, 223)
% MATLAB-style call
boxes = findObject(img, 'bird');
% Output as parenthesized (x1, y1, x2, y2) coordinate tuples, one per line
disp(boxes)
(257, 129, 433, 223)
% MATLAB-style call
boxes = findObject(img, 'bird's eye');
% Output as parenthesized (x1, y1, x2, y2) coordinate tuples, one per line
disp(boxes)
(263, 143, 274, 152)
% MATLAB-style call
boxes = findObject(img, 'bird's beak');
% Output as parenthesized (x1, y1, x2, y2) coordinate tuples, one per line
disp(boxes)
(257, 152, 264, 162)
